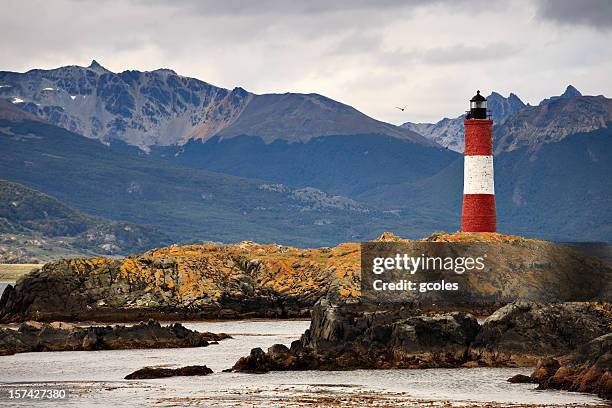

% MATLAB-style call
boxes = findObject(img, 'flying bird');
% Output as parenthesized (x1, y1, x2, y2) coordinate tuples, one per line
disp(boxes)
(395, 106, 406, 111)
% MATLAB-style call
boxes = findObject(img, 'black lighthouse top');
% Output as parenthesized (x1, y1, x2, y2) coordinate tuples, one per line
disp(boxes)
(466, 90, 488, 120)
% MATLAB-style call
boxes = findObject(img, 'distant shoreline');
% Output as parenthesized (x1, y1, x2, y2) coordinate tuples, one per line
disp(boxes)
(0, 263, 40, 282)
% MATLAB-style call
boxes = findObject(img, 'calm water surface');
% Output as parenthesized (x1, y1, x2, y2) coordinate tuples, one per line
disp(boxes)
(0, 319, 608, 407)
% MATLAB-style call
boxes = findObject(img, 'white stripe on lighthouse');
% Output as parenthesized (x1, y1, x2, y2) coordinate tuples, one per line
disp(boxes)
(464, 155, 495, 194)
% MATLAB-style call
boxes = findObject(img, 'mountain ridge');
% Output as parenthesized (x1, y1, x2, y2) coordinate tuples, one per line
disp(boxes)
(0, 61, 427, 150)
(401, 86, 611, 154)
(494, 94, 612, 154)
(401, 91, 526, 151)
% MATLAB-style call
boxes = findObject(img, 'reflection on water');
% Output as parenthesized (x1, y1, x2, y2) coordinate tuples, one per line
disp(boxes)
(0, 320, 608, 407)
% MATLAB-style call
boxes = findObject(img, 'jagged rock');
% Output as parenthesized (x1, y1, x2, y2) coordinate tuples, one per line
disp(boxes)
(125, 365, 213, 379)
(469, 302, 611, 366)
(230, 299, 611, 382)
(528, 333, 612, 400)
(530, 357, 561, 383)
(0, 240, 361, 322)
(231, 348, 276, 374)
(81, 332, 100, 351)
(0, 319, 229, 356)
(507, 374, 532, 383)
(230, 299, 479, 372)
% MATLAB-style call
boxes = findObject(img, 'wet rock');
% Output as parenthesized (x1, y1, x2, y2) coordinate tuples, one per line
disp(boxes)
(231, 348, 275, 374)
(530, 357, 561, 383)
(81, 332, 101, 351)
(529, 333, 612, 400)
(230, 299, 480, 372)
(469, 302, 611, 366)
(125, 365, 213, 379)
(506, 374, 533, 383)
(0, 320, 230, 356)
(230, 299, 612, 377)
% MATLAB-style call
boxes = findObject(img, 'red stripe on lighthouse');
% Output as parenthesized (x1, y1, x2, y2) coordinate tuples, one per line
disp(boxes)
(462, 194, 496, 232)
(464, 119, 493, 156)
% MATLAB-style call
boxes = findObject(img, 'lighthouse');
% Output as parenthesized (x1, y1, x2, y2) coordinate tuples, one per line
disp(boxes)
(462, 90, 496, 232)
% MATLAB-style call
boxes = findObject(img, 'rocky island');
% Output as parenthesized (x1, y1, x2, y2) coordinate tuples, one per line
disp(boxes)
(0, 319, 229, 355)
(125, 365, 214, 380)
(1, 232, 610, 322)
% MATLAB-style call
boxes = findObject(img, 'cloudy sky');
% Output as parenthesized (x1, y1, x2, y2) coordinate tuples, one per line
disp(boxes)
(2, 0, 611, 123)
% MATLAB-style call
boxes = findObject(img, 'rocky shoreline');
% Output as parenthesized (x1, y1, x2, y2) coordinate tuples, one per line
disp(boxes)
(229, 299, 611, 399)
(0, 232, 609, 400)
(0, 319, 230, 356)
(524, 333, 612, 399)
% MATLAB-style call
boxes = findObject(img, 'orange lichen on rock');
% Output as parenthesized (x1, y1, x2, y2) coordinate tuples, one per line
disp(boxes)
(424, 231, 533, 243)
(102, 240, 363, 307)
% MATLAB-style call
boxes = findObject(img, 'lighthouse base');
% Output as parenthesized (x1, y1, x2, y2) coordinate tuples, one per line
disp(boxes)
(462, 194, 496, 232)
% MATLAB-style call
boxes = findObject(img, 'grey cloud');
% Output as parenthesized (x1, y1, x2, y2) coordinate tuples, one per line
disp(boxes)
(421, 43, 522, 64)
(379, 43, 522, 67)
(535, 0, 612, 28)
(325, 32, 383, 56)
(140, 0, 455, 16)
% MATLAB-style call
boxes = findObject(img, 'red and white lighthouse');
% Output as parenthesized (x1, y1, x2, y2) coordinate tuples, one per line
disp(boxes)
(462, 90, 496, 232)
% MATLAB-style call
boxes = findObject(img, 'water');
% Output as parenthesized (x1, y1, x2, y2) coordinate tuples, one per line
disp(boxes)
(0, 320, 608, 407)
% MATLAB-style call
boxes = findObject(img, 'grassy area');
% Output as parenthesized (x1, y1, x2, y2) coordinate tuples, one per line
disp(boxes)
(0, 263, 40, 281)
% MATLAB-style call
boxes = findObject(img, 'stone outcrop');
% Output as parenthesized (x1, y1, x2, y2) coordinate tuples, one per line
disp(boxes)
(0, 319, 229, 356)
(230, 300, 611, 377)
(470, 301, 612, 366)
(0, 232, 609, 322)
(0, 242, 360, 322)
(231, 299, 479, 372)
(529, 333, 612, 400)
(125, 365, 213, 379)
(506, 374, 532, 383)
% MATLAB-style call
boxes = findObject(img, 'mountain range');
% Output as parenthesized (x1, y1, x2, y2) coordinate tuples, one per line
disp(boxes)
(0, 60, 426, 149)
(0, 62, 610, 254)
(400, 85, 609, 154)
(402, 91, 527, 152)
